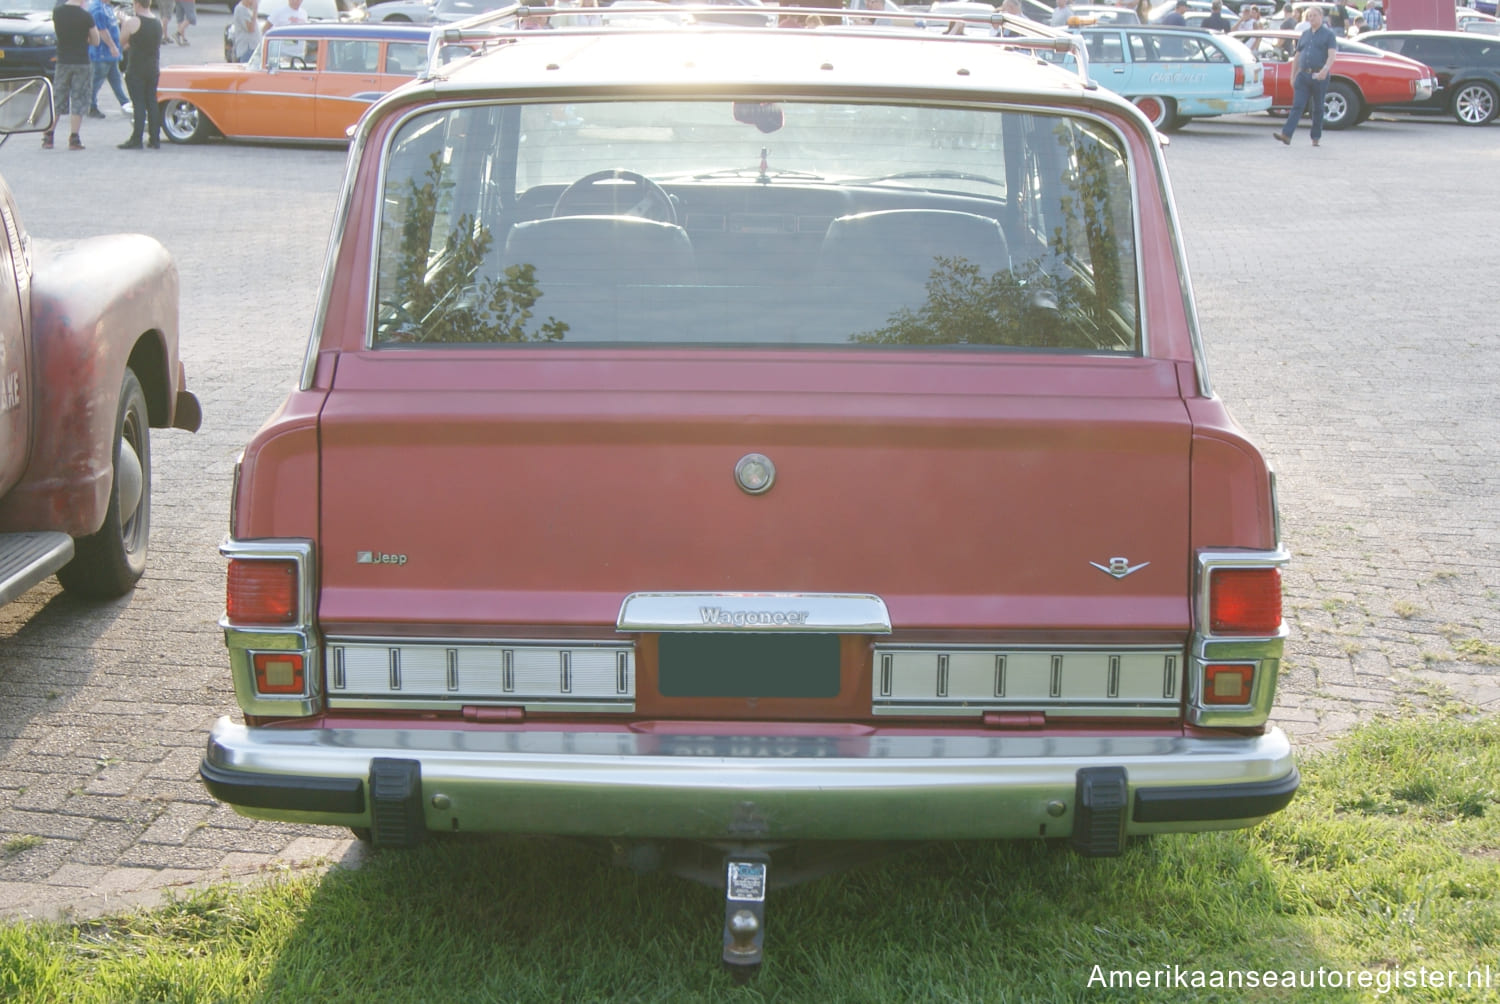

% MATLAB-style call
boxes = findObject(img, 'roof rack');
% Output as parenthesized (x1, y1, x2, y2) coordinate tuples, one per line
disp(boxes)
(426, 3, 1093, 86)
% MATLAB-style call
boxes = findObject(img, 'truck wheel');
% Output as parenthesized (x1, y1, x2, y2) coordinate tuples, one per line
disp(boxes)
(57, 369, 150, 599)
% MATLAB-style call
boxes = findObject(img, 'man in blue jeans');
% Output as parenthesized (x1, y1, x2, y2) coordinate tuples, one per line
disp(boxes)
(1273, 5, 1338, 147)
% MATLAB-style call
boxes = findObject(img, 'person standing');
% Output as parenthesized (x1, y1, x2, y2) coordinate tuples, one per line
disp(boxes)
(118, 0, 163, 149)
(229, 0, 261, 61)
(1363, 0, 1382, 29)
(1050, 0, 1074, 26)
(266, 0, 308, 29)
(1202, 0, 1232, 29)
(87, 0, 129, 119)
(46, 0, 100, 149)
(1232, 4, 1260, 30)
(172, 0, 195, 45)
(1159, 0, 1189, 25)
(1274, 4, 1337, 146)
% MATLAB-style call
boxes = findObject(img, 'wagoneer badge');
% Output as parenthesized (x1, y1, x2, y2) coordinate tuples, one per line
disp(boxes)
(735, 453, 776, 495)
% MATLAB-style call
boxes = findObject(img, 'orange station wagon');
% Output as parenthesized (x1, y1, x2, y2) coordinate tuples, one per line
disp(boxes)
(157, 24, 447, 144)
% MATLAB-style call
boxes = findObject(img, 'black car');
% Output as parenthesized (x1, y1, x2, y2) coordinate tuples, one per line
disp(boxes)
(1359, 29, 1500, 125)
(0, 0, 58, 78)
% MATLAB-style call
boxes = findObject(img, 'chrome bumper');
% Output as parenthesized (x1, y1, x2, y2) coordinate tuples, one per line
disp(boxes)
(203, 717, 1298, 841)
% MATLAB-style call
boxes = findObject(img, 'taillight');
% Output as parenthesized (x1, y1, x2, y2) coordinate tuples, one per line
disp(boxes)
(226, 559, 298, 625)
(1233, 65, 1245, 90)
(1208, 567, 1281, 635)
(253, 652, 306, 695)
(1203, 663, 1254, 705)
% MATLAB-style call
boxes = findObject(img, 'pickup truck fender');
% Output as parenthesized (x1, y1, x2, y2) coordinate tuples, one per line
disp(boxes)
(0, 233, 198, 538)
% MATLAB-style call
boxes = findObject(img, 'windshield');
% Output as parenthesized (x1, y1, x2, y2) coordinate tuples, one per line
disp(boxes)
(0, 0, 53, 14)
(371, 99, 1142, 353)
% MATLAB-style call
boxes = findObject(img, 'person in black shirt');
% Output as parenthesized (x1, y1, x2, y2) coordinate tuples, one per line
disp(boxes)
(118, 0, 163, 149)
(47, 0, 100, 149)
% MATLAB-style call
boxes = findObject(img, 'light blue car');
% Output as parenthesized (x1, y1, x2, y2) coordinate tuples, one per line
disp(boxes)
(1076, 25, 1273, 129)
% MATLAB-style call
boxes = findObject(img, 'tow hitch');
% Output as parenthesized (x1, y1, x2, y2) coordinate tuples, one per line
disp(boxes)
(722, 850, 769, 980)
(612, 839, 902, 981)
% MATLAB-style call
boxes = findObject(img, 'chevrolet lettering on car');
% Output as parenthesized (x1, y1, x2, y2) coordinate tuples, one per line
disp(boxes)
(201, 5, 1297, 978)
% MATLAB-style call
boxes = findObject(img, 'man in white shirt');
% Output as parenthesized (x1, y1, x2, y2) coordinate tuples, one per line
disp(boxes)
(1050, 0, 1074, 25)
(267, 0, 307, 29)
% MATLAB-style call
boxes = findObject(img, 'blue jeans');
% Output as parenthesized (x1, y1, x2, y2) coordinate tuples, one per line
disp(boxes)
(1281, 70, 1329, 142)
(91, 59, 129, 113)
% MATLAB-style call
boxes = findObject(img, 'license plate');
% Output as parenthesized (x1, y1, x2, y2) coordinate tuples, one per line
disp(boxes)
(657, 633, 840, 698)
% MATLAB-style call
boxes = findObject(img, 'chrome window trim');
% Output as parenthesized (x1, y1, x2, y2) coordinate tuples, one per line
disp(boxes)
(327, 698, 634, 713)
(220, 538, 322, 717)
(872, 704, 1180, 718)
(301, 112, 371, 390)
(359, 97, 1147, 357)
(618, 591, 891, 633)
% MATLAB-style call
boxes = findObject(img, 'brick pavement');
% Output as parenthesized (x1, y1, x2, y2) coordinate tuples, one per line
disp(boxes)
(0, 74, 1496, 922)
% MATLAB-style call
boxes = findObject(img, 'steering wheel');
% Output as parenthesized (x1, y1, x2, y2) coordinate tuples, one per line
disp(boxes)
(289, 56, 309, 71)
(552, 169, 678, 224)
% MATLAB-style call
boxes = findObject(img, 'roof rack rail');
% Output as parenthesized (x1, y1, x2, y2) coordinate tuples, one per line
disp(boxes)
(426, 3, 1093, 86)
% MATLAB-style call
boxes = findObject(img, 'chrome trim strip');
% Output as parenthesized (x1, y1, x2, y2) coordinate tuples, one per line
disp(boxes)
(324, 636, 636, 706)
(302, 107, 370, 390)
(870, 705, 1179, 718)
(206, 717, 1297, 840)
(871, 643, 1185, 713)
(617, 592, 890, 634)
(326, 699, 634, 713)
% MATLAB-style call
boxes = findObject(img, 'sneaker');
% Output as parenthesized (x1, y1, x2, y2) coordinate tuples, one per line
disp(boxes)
(87, 108, 106, 120)
(40, 132, 52, 149)
(1272, 131, 1290, 146)
(117, 139, 143, 150)
(68, 134, 84, 150)
(121, 102, 133, 116)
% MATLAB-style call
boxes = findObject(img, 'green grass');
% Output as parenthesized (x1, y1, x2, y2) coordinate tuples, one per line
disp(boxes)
(3, 717, 1498, 1003)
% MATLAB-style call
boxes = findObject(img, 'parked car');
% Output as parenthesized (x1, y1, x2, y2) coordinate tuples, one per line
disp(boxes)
(1075, 23, 1272, 127)
(168, 24, 446, 144)
(1234, 29, 1437, 127)
(0, 0, 57, 78)
(0, 77, 200, 612)
(223, 0, 367, 61)
(1358, 28, 1500, 123)
(201, 3, 1296, 977)
(1456, 7, 1500, 33)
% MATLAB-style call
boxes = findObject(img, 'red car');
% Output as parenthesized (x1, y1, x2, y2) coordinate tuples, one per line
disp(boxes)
(204, 7, 1297, 976)
(1234, 30, 1437, 128)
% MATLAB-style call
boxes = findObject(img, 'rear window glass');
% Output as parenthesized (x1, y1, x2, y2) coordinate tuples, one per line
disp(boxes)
(371, 100, 1141, 353)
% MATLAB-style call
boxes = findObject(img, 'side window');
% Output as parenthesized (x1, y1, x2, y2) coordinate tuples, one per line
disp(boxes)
(267, 38, 319, 69)
(1086, 32, 1125, 63)
(1129, 32, 1150, 61)
(1406, 38, 1454, 64)
(384, 41, 427, 76)
(327, 39, 379, 74)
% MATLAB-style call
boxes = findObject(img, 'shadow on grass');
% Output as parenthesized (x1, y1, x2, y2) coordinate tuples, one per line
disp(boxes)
(250, 828, 1346, 1003)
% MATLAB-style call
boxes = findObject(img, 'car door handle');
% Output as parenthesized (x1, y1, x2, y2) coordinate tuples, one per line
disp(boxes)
(1113, 67, 1124, 73)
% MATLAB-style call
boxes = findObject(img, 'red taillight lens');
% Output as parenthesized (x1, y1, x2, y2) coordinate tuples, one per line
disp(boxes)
(226, 559, 298, 625)
(253, 652, 305, 695)
(1203, 664, 1254, 705)
(1234, 65, 1245, 90)
(1208, 567, 1281, 634)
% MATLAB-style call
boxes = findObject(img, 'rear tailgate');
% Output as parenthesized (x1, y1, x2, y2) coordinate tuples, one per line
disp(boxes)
(316, 349, 1192, 635)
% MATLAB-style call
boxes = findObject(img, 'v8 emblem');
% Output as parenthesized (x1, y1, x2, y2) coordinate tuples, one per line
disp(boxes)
(1090, 557, 1149, 579)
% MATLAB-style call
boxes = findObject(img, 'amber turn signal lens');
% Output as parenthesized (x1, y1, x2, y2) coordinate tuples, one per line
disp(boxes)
(252, 652, 305, 695)
(226, 559, 298, 625)
(1208, 567, 1281, 634)
(1203, 664, 1254, 705)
